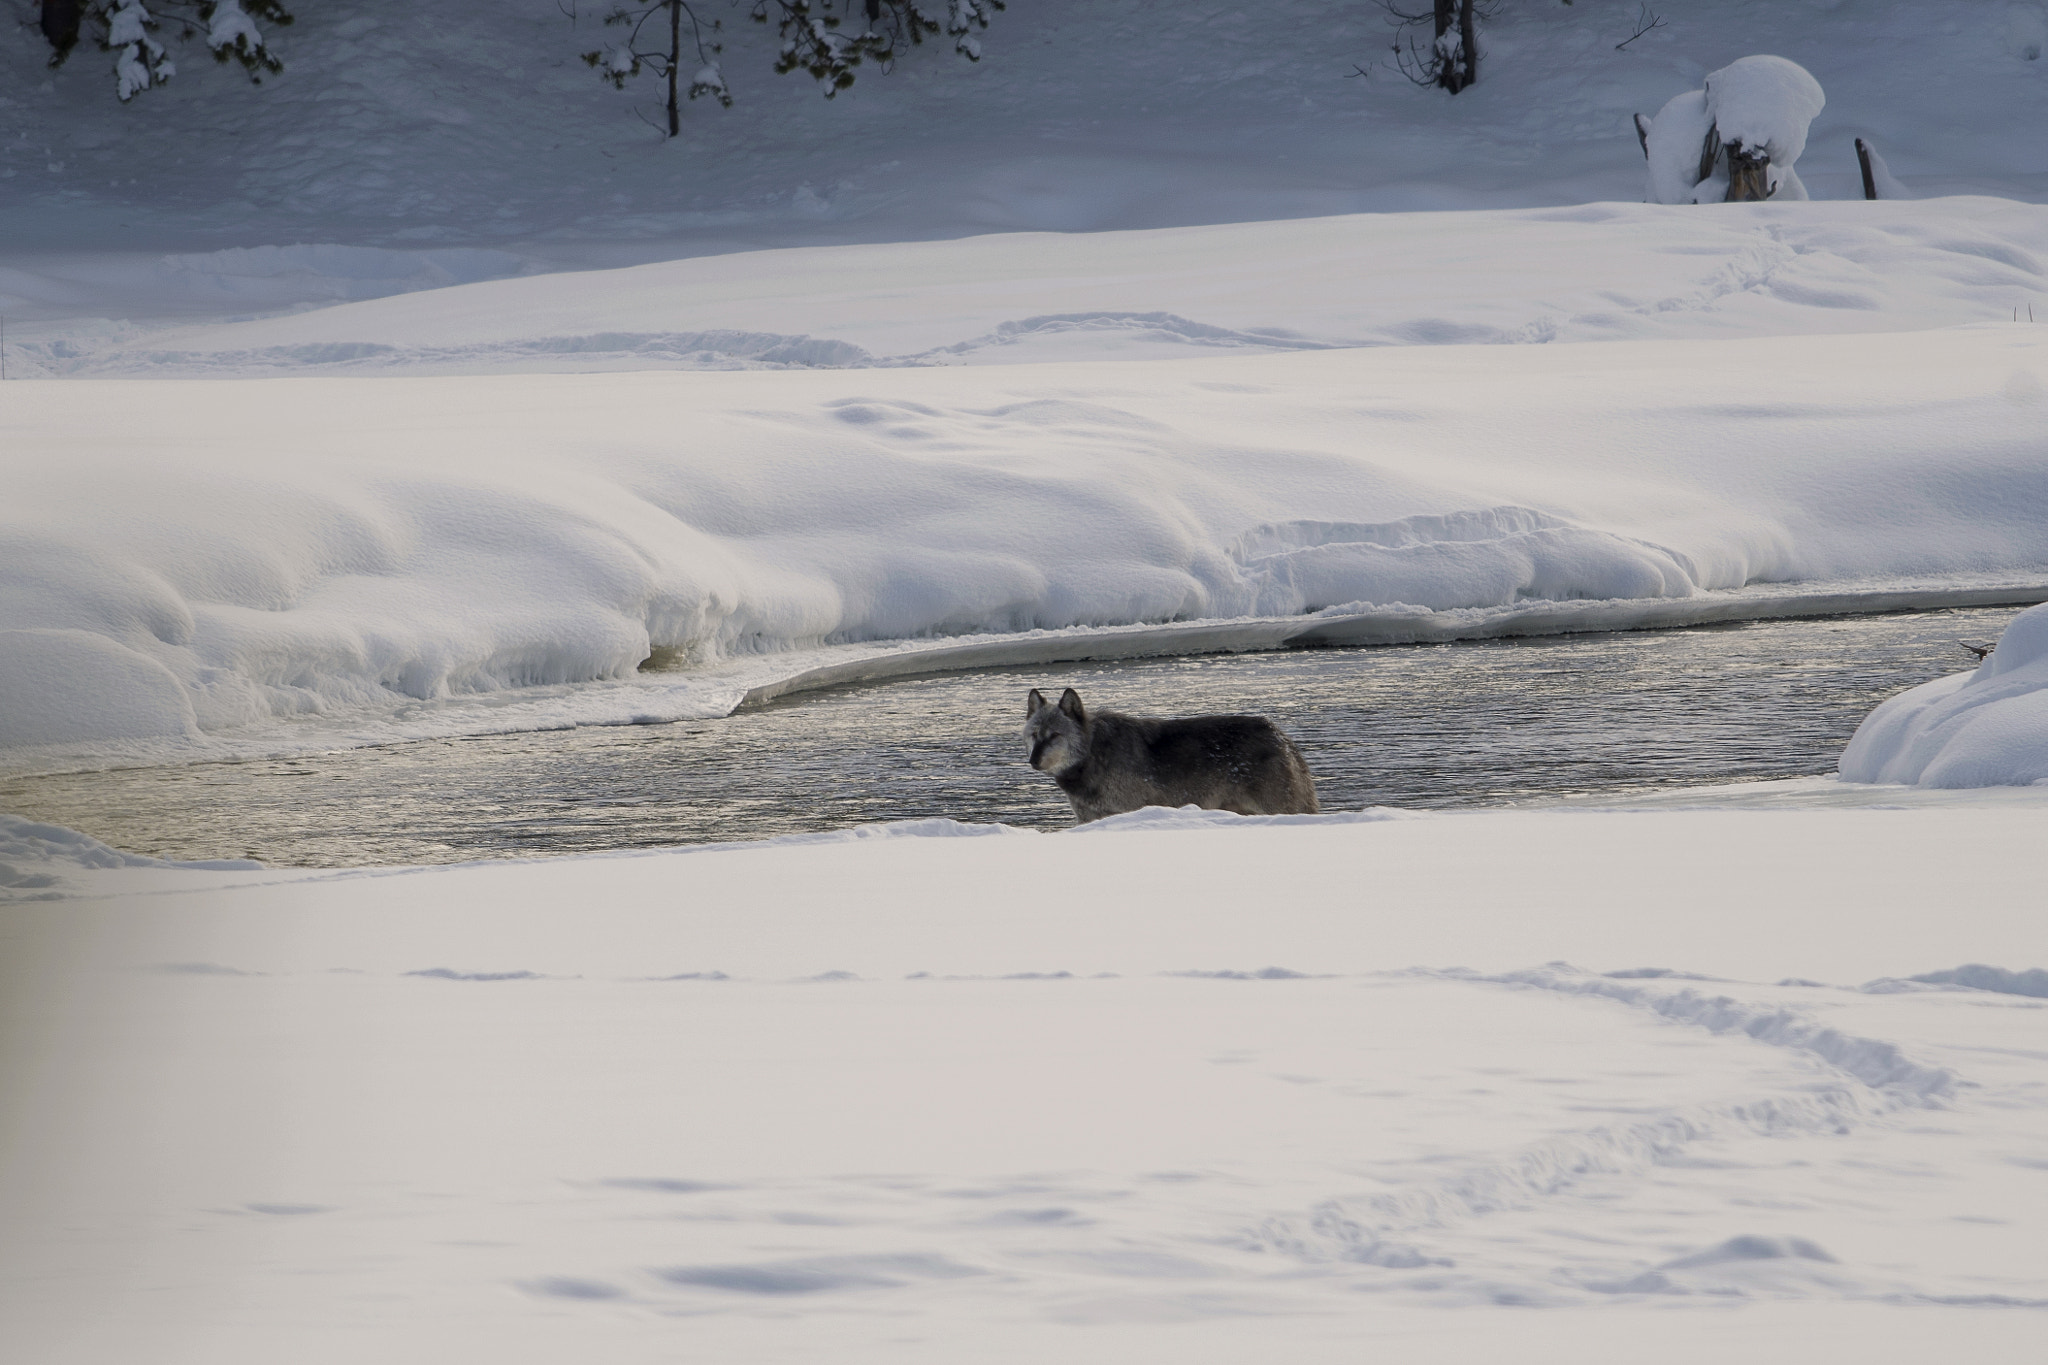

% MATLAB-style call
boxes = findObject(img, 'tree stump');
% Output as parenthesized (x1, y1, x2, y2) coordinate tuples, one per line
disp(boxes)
(1724, 144, 1772, 202)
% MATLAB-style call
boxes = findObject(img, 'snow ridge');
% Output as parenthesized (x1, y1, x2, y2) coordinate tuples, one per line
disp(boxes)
(928, 311, 1344, 359)
(1482, 964, 1957, 1101)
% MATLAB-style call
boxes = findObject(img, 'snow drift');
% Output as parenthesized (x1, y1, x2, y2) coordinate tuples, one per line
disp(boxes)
(1839, 601, 2048, 787)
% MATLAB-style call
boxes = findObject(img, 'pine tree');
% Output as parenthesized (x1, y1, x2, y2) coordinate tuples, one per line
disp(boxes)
(579, 0, 1002, 136)
(755, 1, 1002, 95)
(37, 1, 292, 101)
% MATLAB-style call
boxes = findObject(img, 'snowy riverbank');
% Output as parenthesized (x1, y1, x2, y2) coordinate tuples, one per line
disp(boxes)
(7, 320, 2048, 771)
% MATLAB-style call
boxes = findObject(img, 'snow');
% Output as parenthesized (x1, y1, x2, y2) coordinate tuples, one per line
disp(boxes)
(4, 806, 2047, 1361)
(1644, 55, 1825, 205)
(1643, 88, 1717, 205)
(6, 323, 2048, 770)
(7, 1, 2048, 1357)
(14, 197, 2047, 376)
(1839, 601, 2048, 788)
(1706, 55, 1826, 192)
(7, 0, 2048, 332)
(1861, 139, 1916, 201)
(204, 1, 269, 61)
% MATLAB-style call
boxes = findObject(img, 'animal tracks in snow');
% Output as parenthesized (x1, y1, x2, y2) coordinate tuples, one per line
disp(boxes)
(101, 961, 2044, 1319)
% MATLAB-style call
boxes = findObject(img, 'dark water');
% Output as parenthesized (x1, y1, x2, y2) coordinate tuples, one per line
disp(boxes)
(0, 607, 2018, 868)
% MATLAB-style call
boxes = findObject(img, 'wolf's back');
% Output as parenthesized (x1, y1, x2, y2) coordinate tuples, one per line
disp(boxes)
(1088, 710, 1318, 818)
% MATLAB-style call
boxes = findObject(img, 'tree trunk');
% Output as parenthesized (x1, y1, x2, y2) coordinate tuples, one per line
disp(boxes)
(666, 0, 681, 137)
(1725, 145, 1771, 202)
(1459, 0, 1477, 90)
(1434, 0, 1476, 94)
(1697, 122, 1721, 184)
(40, 0, 83, 57)
(1856, 137, 1878, 200)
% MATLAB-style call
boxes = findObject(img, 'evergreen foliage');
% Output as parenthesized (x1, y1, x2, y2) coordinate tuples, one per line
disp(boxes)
(754, 0, 1002, 95)
(577, 0, 1001, 136)
(37, 0, 292, 100)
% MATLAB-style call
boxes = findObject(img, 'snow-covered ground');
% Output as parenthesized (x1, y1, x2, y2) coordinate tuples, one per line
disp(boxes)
(5, 805, 2047, 1363)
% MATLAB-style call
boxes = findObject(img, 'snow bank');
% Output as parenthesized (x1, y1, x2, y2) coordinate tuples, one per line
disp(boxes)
(1839, 601, 2048, 787)
(7, 326, 2048, 767)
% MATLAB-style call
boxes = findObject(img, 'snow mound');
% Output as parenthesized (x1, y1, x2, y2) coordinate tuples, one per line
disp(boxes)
(1645, 56, 1824, 205)
(1707, 56, 1826, 189)
(1642, 89, 1717, 207)
(1839, 601, 2048, 787)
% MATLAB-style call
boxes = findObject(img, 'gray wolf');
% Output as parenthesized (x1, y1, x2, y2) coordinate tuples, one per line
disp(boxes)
(1023, 687, 1319, 823)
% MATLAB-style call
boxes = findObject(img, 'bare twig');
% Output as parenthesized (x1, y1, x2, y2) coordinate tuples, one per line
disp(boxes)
(1345, 62, 1372, 80)
(1615, 3, 1666, 51)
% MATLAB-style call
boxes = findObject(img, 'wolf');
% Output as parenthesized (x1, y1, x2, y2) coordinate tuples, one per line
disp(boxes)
(1023, 687, 1319, 823)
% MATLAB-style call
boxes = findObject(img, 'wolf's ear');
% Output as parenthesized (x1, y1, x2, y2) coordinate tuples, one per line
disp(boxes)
(1026, 688, 1047, 715)
(1058, 687, 1086, 723)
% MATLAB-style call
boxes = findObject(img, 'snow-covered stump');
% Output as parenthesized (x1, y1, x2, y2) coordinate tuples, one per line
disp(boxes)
(1639, 56, 1824, 205)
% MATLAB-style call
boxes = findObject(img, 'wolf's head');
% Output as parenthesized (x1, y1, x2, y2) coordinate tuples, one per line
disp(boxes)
(1024, 687, 1089, 776)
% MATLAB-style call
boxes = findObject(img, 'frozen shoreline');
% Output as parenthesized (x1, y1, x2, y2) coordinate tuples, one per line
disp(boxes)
(5, 578, 2042, 782)
(733, 581, 2048, 709)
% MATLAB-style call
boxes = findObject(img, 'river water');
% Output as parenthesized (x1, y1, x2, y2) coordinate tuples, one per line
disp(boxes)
(0, 606, 2018, 868)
